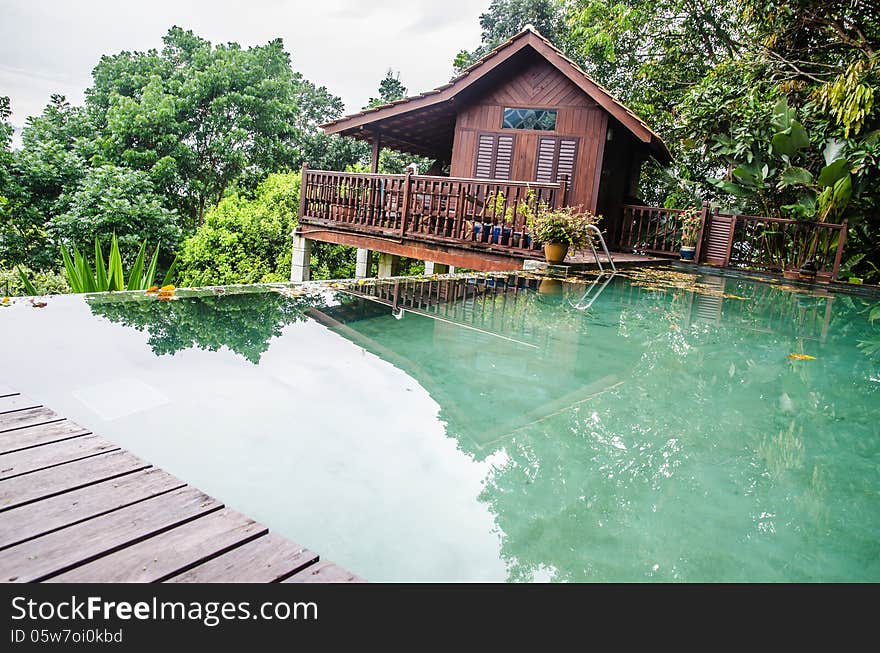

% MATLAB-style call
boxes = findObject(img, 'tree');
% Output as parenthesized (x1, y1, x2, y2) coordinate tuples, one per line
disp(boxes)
(453, 0, 574, 72)
(91, 27, 348, 228)
(360, 70, 431, 174)
(0, 97, 13, 256)
(1, 95, 94, 269)
(49, 165, 181, 260)
(367, 69, 408, 107)
(176, 172, 300, 286)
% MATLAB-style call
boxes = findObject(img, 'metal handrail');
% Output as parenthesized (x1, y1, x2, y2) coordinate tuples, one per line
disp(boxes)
(570, 272, 615, 311)
(585, 225, 616, 274)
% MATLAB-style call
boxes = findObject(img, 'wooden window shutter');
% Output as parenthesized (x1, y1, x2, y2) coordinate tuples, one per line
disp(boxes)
(556, 138, 578, 182)
(535, 137, 557, 183)
(535, 136, 579, 184)
(474, 133, 515, 180)
(495, 135, 514, 179)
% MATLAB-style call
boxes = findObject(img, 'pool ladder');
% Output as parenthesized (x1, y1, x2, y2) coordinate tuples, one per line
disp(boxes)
(585, 224, 616, 275)
(569, 226, 617, 311)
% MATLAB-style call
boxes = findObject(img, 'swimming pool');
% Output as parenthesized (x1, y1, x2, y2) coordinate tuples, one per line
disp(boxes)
(1, 268, 878, 581)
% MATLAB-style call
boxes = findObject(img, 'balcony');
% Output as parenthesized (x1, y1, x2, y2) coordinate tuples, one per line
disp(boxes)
(297, 167, 568, 271)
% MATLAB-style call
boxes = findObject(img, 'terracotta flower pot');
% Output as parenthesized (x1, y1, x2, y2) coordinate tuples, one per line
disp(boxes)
(543, 242, 569, 265)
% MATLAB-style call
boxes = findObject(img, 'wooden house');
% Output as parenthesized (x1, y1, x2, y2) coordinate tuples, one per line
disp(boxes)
(292, 26, 671, 279)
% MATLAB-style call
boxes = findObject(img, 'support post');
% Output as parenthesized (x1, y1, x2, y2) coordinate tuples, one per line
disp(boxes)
(694, 200, 709, 264)
(425, 262, 449, 275)
(377, 253, 399, 278)
(399, 169, 414, 236)
(299, 163, 309, 220)
(557, 174, 569, 208)
(290, 230, 312, 282)
(832, 219, 848, 280)
(370, 132, 381, 174)
(356, 248, 372, 278)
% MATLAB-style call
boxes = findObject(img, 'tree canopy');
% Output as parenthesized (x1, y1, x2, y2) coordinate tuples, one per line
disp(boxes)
(0, 26, 358, 275)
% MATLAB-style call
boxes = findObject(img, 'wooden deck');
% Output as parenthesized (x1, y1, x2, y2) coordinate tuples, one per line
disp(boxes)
(0, 388, 363, 583)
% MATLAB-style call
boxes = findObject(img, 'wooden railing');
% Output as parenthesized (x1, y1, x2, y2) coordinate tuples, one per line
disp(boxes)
(300, 166, 565, 254)
(618, 201, 848, 279)
(720, 213, 847, 278)
(617, 204, 705, 257)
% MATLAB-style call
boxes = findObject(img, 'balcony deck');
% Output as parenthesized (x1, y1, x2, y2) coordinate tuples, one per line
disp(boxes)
(299, 168, 624, 271)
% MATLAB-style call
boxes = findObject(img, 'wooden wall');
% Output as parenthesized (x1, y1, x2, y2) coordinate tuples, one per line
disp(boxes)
(450, 59, 609, 212)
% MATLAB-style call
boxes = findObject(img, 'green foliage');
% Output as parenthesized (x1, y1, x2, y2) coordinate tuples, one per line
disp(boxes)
(0, 95, 93, 270)
(528, 206, 598, 247)
(1, 26, 360, 276)
(367, 69, 408, 107)
(679, 208, 703, 247)
(87, 290, 322, 364)
(454, 0, 574, 73)
(48, 164, 181, 257)
(89, 26, 349, 226)
(60, 234, 172, 293)
(0, 266, 70, 297)
(360, 71, 432, 174)
(177, 172, 300, 286)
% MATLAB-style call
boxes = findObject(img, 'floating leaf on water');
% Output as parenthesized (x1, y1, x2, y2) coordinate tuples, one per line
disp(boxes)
(729, 363, 736, 377)
(723, 294, 749, 300)
(787, 353, 816, 360)
(668, 323, 680, 330)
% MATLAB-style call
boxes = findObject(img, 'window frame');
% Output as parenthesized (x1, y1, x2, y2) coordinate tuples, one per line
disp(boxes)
(473, 132, 517, 180)
(533, 135, 579, 185)
(501, 107, 559, 132)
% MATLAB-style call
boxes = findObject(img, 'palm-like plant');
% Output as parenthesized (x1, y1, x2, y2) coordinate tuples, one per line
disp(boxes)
(60, 235, 176, 293)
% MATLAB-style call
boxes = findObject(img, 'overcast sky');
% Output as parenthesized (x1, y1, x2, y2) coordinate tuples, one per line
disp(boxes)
(0, 0, 486, 142)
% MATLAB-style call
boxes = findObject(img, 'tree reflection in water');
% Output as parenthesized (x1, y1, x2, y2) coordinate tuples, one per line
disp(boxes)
(88, 288, 325, 364)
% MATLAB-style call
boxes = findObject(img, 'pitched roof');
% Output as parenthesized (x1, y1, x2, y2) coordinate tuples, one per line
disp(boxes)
(322, 26, 671, 164)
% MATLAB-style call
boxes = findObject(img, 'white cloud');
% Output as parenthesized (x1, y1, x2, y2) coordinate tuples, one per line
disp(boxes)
(0, 0, 485, 143)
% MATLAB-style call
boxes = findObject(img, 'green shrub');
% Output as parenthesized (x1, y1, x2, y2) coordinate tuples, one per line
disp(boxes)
(48, 165, 182, 259)
(177, 172, 300, 286)
(0, 266, 70, 296)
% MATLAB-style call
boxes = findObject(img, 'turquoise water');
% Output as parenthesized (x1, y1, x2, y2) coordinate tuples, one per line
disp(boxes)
(1, 268, 878, 581)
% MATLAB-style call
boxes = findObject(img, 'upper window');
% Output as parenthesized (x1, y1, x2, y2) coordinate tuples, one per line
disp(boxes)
(502, 108, 557, 131)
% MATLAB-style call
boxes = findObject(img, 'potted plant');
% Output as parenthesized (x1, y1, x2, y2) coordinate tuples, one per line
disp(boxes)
(678, 207, 702, 261)
(528, 205, 598, 265)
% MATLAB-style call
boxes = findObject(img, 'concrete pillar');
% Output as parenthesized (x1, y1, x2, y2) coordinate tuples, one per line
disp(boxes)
(448, 266, 456, 274)
(290, 232, 312, 282)
(377, 252, 399, 278)
(424, 261, 449, 275)
(356, 248, 371, 278)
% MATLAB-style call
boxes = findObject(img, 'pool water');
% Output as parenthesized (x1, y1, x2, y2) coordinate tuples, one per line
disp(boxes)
(1, 268, 878, 582)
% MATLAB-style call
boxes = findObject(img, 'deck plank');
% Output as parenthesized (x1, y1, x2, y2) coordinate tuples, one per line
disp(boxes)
(0, 407, 68, 434)
(0, 486, 222, 582)
(0, 419, 90, 454)
(0, 468, 185, 550)
(49, 509, 267, 583)
(284, 560, 366, 583)
(0, 450, 150, 511)
(0, 395, 42, 416)
(167, 533, 319, 583)
(0, 435, 118, 480)
(0, 388, 362, 582)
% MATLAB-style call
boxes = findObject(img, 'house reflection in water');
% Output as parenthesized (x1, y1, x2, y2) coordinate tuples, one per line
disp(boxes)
(308, 271, 837, 459)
